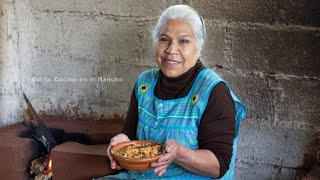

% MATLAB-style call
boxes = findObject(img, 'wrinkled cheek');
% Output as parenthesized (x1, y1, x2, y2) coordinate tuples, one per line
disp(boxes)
(155, 57, 162, 66)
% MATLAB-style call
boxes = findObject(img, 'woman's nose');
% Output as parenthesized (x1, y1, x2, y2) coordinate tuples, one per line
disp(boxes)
(165, 42, 178, 54)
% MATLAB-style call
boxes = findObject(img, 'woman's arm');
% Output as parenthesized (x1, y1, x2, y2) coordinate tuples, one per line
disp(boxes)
(152, 139, 220, 178)
(121, 88, 138, 140)
(197, 82, 236, 177)
(175, 143, 220, 178)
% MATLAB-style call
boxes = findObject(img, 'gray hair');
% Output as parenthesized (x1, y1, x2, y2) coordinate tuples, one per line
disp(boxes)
(152, 5, 206, 52)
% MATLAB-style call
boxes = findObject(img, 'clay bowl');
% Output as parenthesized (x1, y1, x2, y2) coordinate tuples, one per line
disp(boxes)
(110, 140, 165, 171)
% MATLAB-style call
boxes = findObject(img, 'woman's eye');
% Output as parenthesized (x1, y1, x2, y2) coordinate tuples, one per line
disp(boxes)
(159, 37, 168, 41)
(180, 39, 190, 43)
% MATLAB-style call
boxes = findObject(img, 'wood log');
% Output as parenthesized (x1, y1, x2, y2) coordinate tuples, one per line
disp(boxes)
(22, 93, 57, 153)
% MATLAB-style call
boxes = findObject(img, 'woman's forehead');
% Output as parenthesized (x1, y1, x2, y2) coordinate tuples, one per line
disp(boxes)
(160, 19, 195, 37)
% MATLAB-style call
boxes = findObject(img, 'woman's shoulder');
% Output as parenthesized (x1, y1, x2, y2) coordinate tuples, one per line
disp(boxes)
(137, 68, 160, 79)
(200, 68, 223, 80)
(194, 68, 225, 88)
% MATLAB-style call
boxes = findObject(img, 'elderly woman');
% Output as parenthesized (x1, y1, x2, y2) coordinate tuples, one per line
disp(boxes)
(101, 4, 246, 180)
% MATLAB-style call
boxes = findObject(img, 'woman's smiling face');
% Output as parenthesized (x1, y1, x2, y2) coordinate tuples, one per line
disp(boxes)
(155, 19, 200, 78)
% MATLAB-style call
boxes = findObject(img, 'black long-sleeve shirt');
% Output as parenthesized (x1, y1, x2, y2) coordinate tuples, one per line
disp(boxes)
(122, 62, 236, 178)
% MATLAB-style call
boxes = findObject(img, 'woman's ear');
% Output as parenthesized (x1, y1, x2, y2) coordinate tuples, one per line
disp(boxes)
(196, 48, 201, 59)
(153, 46, 158, 59)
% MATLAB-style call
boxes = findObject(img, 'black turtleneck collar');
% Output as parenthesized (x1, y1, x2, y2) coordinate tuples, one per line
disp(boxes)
(155, 61, 205, 100)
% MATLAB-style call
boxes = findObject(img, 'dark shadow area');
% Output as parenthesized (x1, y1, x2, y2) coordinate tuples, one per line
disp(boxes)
(305, 0, 320, 26)
(19, 128, 91, 155)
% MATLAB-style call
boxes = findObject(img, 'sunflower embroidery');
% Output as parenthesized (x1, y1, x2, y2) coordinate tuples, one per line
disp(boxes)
(191, 94, 199, 104)
(139, 84, 149, 93)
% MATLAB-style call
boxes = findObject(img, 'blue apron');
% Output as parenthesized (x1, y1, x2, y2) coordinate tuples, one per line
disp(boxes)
(99, 68, 246, 180)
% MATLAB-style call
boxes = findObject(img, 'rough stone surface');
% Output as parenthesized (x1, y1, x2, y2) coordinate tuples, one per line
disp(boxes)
(0, 0, 319, 179)
(29, 0, 184, 17)
(95, 0, 184, 18)
(185, 0, 320, 27)
(237, 120, 314, 169)
(0, 0, 6, 65)
(201, 21, 226, 67)
(269, 77, 320, 131)
(217, 70, 274, 125)
(216, 68, 320, 178)
(229, 27, 320, 77)
(235, 159, 297, 180)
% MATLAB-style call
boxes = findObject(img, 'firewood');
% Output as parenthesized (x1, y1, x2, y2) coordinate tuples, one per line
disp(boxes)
(22, 108, 33, 128)
(30, 156, 46, 174)
(22, 93, 57, 153)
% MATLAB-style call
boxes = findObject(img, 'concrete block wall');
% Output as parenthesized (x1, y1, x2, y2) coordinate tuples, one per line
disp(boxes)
(0, 0, 319, 179)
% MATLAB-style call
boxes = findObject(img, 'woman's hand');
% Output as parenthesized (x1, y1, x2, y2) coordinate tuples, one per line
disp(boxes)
(151, 139, 180, 176)
(106, 133, 130, 170)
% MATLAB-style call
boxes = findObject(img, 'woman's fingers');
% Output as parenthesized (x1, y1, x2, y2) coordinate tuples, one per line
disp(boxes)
(106, 143, 118, 169)
(158, 169, 166, 176)
(111, 160, 118, 169)
(106, 133, 131, 169)
(151, 159, 172, 167)
(157, 153, 173, 163)
(116, 165, 122, 170)
(152, 139, 180, 176)
(106, 145, 112, 159)
(156, 140, 178, 163)
(154, 163, 168, 174)
(107, 143, 120, 169)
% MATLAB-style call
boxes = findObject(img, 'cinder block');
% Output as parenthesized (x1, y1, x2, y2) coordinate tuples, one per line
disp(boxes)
(20, 54, 98, 97)
(269, 77, 320, 130)
(29, 0, 182, 16)
(202, 22, 227, 67)
(217, 70, 274, 125)
(185, 0, 318, 27)
(0, 95, 22, 127)
(0, 0, 7, 62)
(237, 121, 314, 169)
(96, 60, 152, 102)
(29, 0, 96, 13)
(235, 159, 296, 180)
(28, 0, 319, 27)
(29, 14, 61, 54)
(53, 16, 153, 60)
(229, 27, 320, 77)
(51, 142, 117, 180)
(96, 0, 183, 17)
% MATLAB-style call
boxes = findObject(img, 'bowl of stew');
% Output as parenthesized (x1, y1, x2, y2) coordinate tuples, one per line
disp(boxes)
(110, 140, 165, 171)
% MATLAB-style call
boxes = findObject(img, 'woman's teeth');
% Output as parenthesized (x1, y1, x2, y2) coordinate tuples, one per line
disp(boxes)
(166, 60, 179, 64)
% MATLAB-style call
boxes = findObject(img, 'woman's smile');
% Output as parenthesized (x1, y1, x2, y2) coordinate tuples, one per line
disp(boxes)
(163, 58, 181, 66)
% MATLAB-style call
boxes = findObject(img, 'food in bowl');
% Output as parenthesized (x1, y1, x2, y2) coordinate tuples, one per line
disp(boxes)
(116, 143, 164, 158)
(111, 140, 165, 171)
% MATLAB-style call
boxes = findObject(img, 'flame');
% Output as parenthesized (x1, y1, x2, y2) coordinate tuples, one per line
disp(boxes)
(43, 158, 53, 175)
(48, 159, 52, 170)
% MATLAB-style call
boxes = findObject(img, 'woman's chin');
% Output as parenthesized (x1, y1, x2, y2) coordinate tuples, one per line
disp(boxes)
(161, 69, 182, 78)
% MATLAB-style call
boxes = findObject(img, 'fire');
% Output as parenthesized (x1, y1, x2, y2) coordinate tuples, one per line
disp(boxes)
(30, 155, 53, 178)
(48, 159, 52, 171)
